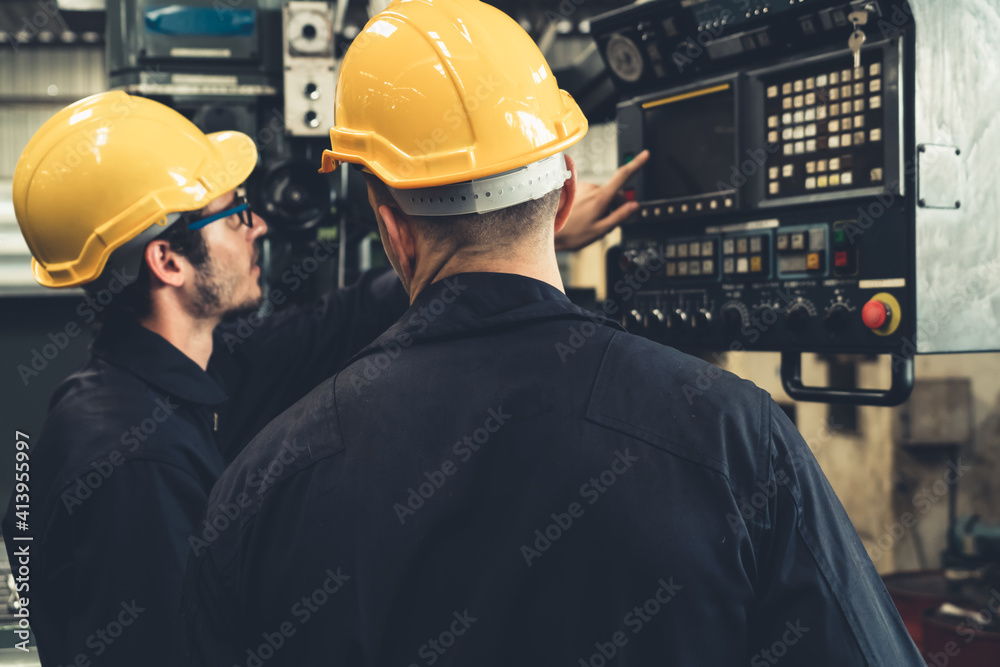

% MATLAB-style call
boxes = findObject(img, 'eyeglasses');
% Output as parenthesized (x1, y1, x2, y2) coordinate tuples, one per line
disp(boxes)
(184, 189, 253, 230)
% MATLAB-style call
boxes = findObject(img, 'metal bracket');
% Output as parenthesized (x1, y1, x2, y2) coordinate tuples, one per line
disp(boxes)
(917, 144, 962, 209)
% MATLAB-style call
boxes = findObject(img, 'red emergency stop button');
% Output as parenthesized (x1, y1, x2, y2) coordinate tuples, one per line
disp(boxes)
(862, 299, 889, 329)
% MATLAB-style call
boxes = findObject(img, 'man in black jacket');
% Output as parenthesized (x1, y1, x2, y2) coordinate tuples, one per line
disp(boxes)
(4, 89, 645, 666)
(179, 0, 923, 665)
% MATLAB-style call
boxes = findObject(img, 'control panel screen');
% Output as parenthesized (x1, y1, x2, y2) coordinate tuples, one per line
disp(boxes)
(643, 83, 736, 202)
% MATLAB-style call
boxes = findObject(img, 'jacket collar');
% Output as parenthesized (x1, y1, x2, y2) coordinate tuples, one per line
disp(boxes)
(91, 316, 229, 406)
(349, 272, 624, 364)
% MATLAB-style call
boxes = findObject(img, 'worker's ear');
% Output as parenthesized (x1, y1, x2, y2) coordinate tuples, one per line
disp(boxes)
(144, 239, 189, 288)
(554, 154, 578, 236)
(379, 204, 417, 287)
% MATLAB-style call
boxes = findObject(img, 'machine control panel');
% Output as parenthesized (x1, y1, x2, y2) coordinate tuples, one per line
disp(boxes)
(596, 0, 912, 355)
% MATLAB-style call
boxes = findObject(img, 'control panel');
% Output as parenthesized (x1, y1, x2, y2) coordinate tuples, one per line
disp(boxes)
(594, 0, 919, 403)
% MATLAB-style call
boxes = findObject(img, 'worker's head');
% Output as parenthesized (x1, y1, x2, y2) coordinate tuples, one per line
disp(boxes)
(321, 0, 588, 294)
(13, 91, 267, 321)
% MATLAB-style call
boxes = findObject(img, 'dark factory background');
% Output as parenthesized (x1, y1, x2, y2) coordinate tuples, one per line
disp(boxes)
(1, 0, 999, 663)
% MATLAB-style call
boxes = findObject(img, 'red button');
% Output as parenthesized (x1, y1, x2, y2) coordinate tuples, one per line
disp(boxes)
(835, 251, 848, 267)
(624, 188, 635, 202)
(862, 299, 888, 329)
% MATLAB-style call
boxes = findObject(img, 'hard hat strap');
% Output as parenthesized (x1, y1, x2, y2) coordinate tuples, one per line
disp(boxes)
(386, 153, 571, 217)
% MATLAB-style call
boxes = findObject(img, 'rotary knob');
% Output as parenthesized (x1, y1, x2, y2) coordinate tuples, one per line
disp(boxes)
(667, 308, 689, 331)
(647, 308, 667, 333)
(624, 308, 643, 330)
(824, 303, 852, 332)
(692, 308, 713, 331)
(785, 304, 812, 333)
(721, 305, 744, 333)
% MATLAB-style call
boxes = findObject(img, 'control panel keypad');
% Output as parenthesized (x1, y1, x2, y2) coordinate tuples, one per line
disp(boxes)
(775, 224, 827, 276)
(764, 57, 886, 198)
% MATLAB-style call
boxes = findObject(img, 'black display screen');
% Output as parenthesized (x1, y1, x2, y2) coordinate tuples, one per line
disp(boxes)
(643, 84, 736, 201)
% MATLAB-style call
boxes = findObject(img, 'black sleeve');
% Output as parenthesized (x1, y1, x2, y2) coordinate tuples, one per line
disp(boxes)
(63, 460, 209, 667)
(210, 268, 407, 461)
(746, 399, 924, 666)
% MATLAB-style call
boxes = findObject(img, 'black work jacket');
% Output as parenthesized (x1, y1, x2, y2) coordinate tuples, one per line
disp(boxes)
(179, 272, 923, 666)
(1, 269, 407, 667)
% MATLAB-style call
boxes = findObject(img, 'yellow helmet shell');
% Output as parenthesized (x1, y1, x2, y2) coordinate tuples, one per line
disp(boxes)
(13, 91, 258, 287)
(321, 0, 588, 188)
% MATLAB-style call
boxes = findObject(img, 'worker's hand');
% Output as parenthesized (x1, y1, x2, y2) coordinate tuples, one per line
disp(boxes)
(555, 149, 650, 252)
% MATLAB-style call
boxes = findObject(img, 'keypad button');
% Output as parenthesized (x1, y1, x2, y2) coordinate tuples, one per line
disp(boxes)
(750, 256, 763, 272)
(853, 82, 864, 97)
(830, 173, 841, 186)
(817, 175, 829, 188)
(794, 141, 805, 154)
(678, 262, 689, 276)
(842, 117, 852, 130)
(665, 244, 676, 258)
(776, 234, 789, 250)
(750, 236, 763, 253)
(806, 161, 816, 174)
(830, 72, 839, 85)
(854, 131, 865, 145)
(794, 95, 804, 108)
(841, 68, 852, 81)
(817, 74, 828, 87)
(854, 99, 865, 112)
(807, 253, 821, 270)
(770, 181, 780, 194)
(809, 227, 825, 250)
(689, 261, 701, 276)
(702, 259, 714, 274)
(793, 126, 805, 140)
(830, 104, 840, 117)
(805, 123, 817, 137)
(805, 176, 816, 189)
(841, 101, 852, 114)
(805, 108, 816, 121)
(842, 171, 853, 185)
(736, 238, 749, 254)
(870, 62, 881, 77)
(782, 164, 794, 177)
(723, 239, 735, 255)
(854, 114, 865, 128)
(806, 77, 815, 90)
(767, 85, 779, 98)
(794, 79, 804, 92)
(768, 130, 779, 143)
(666, 262, 677, 277)
(817, 106, 828, 120)
(793, 110, 805, 123)
(782, 82, 793, 95)
(783, 97, 793, 110)
(817, 159, 828, 172)
(768, 115, 779, 128)
(871, 167, 883, 182)
(870, 128, 882, 142)
(805, 92, 816, 106)
(736, 257, 749, 273)
(829, 157, 841, 171)
(783, 144, 793, 155)
(853, 66, 863, 80)
(870, 95, 882, 109)
(769, 166, 779, 180)
(782, 128, 793, 141)
(702, 241, 714, 255)
(723, 258, 735, 274)
(829, 135, 841, 148)
(783, 112, 793, 124)
(829, 120, 840, 132)
(830, 88, 840, 101)
(870, 78, 881, 92)
(806, 139, 816, 152)
(791, 233, 805, 250)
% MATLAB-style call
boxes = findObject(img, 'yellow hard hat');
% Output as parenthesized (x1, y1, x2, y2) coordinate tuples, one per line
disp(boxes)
(13, 91, 258, 288)
(320, 0, 588, 190)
